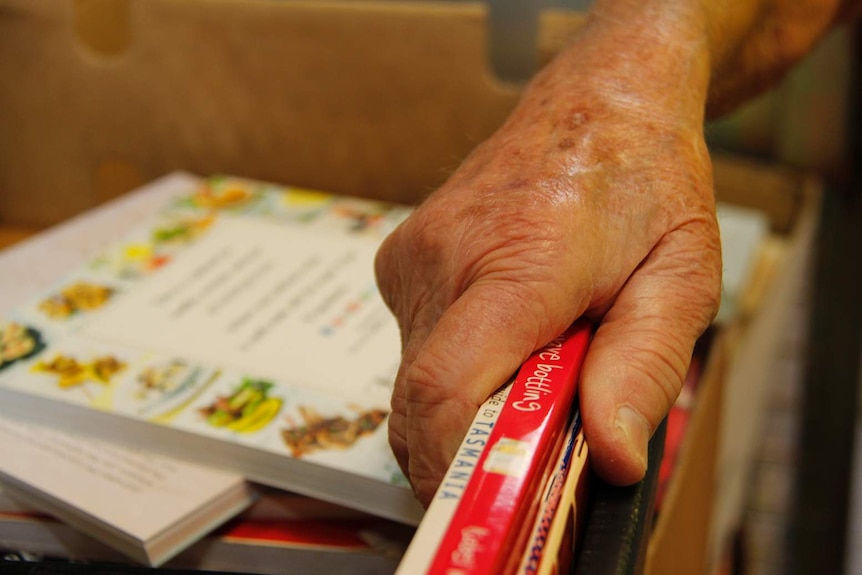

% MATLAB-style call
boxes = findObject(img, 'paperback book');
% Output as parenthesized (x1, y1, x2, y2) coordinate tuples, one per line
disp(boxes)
(395, 321, 591, 574)
(0, 172, 423, 525)
(0, 418, 253, 566)
(516, 412, 590, 575)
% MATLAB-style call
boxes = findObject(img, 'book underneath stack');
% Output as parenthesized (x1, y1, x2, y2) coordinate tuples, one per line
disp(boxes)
(0, 483, 411, 574)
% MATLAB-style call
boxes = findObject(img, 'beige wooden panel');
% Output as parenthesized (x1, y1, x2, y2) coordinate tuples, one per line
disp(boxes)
(0, 0, 531, 225)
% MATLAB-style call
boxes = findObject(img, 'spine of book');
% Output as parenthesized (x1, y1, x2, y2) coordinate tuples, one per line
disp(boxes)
(394, 383, 512, 574)
(499, 410, 581, 575)
(514, 408, 584, 575)
(426, 320, 592, 575)
(521, 419, 590, 575)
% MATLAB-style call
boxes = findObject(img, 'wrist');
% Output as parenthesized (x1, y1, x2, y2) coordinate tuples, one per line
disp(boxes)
(518, 1, 712, 132)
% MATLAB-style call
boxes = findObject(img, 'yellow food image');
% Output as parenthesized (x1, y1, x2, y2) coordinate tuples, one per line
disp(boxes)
(123, 243, 154, 260)
(117, 243, 166, 271)
(152, 214, 214, 244)
(191, 183, 253, 210)
(32, 354, 126, 388)
(1, 323, 36, 364)
(199, 378, 281, 434)
(281, 188, 331, 206)
(38, 296, 75, 320)
(60, 283, 113, 311)
(227, 397, 284, 433)
(38, 282, 114, 320)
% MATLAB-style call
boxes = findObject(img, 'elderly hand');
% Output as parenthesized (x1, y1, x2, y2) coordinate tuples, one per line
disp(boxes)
(375, 9, 722, 506)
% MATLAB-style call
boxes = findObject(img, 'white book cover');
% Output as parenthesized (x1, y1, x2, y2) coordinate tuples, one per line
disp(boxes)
(0, 418, 252, 566)
(395, 384, 511, 574)
(715, 202, 771, 324)
(0, 172, 423, 525)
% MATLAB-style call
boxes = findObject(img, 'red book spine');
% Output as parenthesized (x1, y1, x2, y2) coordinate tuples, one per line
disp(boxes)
(427, 321, 591, 575)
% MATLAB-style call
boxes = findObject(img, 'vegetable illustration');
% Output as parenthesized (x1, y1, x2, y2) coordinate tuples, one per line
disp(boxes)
(199, 378, 282, 433)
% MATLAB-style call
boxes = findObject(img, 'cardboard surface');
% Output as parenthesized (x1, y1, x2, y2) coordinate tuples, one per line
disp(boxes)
(0, 227, 40, 251)
(643, 154, 820, 574)
(0, 0, 529, 225)
(645, 333, 726, 575)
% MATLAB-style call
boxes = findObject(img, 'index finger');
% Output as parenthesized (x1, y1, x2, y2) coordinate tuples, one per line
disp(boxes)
(399, 278, 584, 504)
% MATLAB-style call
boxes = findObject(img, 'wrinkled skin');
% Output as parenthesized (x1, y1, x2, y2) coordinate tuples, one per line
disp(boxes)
(376, 29, 723, 504)
(373, 0, 857, 511)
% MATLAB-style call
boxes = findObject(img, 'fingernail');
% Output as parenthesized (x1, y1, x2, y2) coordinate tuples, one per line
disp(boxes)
(615, 405, 650, 471)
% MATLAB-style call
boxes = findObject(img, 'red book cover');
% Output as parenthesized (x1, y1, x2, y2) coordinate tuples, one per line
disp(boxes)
(427, 320, 591, 575)
(214, 517, 376, 549)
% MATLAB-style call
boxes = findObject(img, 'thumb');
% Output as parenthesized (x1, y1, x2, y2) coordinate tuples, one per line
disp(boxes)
(580, 225, 721, 485)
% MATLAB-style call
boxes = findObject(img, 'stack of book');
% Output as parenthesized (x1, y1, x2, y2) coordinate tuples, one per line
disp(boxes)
(0, 173, 426, 570)
(0, 171, 771, 573)
(0, 172, 600, 574)
(396, 322, 592, 575)
(0, 481, 410, 574)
